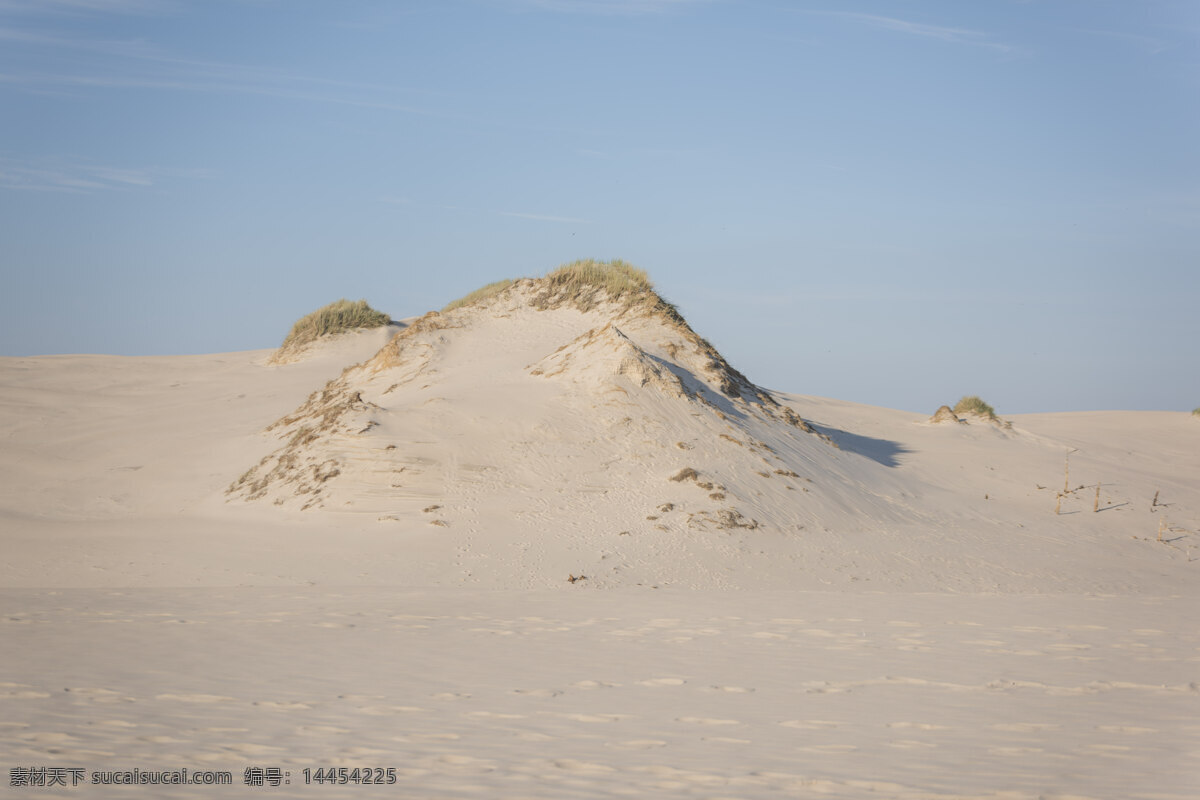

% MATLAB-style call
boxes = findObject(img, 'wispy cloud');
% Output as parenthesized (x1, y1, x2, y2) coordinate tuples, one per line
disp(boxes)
(816, 11, 1018, 55)
(0, 25, 440, 114)
(0, 0, 168, 16)
(0, 156, 205, 192)
(1073, 28, 1172, 55)
(498, 211, 593, 223)
(511, 0, 711, 16)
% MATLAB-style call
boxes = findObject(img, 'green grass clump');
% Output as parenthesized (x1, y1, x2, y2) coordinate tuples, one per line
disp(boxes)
(279, 299, 391, 351)
(542, 258, 654, 305)
(442, 279, 515, 313)
(953, 395, 997, 419)
(1192, 407, 1199, 416)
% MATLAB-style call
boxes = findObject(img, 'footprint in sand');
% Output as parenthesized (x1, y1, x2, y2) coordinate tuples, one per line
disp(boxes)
(1095, 725, 1157, 734)
(253, 700, 311, 710)
(561, 712, 626, 723)
(296, 725, 350, 735)
(799, 744, 858, 753)
(512, 688, 563, 697)
(991, 723, 1060, 732)
(552, 759, 615, 774)
(637, 677, 686, 687)
(677, 717, 741, 726)
(219, 743, 286, 755)
(355, 705, 424, 715)
(155, 693, 234, 703)
(708, 685, 755, 693)
(779, 720, 840, 729)
(464, 711, 526, 720)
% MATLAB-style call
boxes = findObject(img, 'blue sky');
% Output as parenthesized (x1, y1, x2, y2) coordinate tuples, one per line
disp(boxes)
(1, 0, 1196, 413)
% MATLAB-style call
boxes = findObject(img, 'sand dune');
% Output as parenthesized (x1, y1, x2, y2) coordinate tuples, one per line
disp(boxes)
(1, 273, 1197, 797)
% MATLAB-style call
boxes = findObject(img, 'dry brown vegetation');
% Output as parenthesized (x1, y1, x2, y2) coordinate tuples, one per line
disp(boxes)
(442, 279, 516, 312)
(954, 395, 998, 419)
(277, 299, 390, 355)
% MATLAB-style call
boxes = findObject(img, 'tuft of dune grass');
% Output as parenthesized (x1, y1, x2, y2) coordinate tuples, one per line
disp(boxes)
(442, 279, 515, 313)
(537, 258, 655, 311)
(1193, 407, 1200, 417)
(953, 395, 997, 419)
(279, 299, 391, 352)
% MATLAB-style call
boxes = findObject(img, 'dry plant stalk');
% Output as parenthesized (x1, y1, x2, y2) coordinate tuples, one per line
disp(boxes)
(1152, 490, 1159, 511)
(1063, 452, 1072, 494)
(1094, 483, 1101, 513)
(1054, 492, 1062, 515)
(1157, 517, 1166, 542)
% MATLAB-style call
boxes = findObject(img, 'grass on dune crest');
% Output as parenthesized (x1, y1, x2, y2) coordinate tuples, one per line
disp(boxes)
(442, 279, 515, 313)
(279, 299, 391, 352)
(441, 259, 659, 314)
(541, 259, 654, 306)
(954, 395, 998, 420)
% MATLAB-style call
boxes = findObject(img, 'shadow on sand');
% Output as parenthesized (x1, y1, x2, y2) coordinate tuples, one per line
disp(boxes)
(809, 424, 912, 468)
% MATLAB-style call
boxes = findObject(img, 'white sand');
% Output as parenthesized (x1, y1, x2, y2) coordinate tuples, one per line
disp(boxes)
(1, 285, 1197, 798)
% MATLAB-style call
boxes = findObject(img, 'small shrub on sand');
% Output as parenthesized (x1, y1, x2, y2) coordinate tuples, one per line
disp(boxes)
(279, 299, 390, 351)
(953, 395, 997, 419)
(1193, 407, 1200, 417)
(442, 279, 516, 312)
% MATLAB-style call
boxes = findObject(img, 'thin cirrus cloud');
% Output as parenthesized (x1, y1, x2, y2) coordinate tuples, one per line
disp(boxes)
(816, 11, 1019, 55)
(498, 211, 594, 224)
(0, 0, 166, 14)
(0, 24, 441, 113)
(0, 156, 167, 192)
(514, 0, 710, 15)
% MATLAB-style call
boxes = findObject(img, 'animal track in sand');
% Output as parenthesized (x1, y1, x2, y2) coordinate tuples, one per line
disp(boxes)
(677, 716, 742, 726)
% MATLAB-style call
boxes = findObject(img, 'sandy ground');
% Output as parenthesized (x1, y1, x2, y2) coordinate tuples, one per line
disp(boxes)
(1, 294, 1197, 798)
